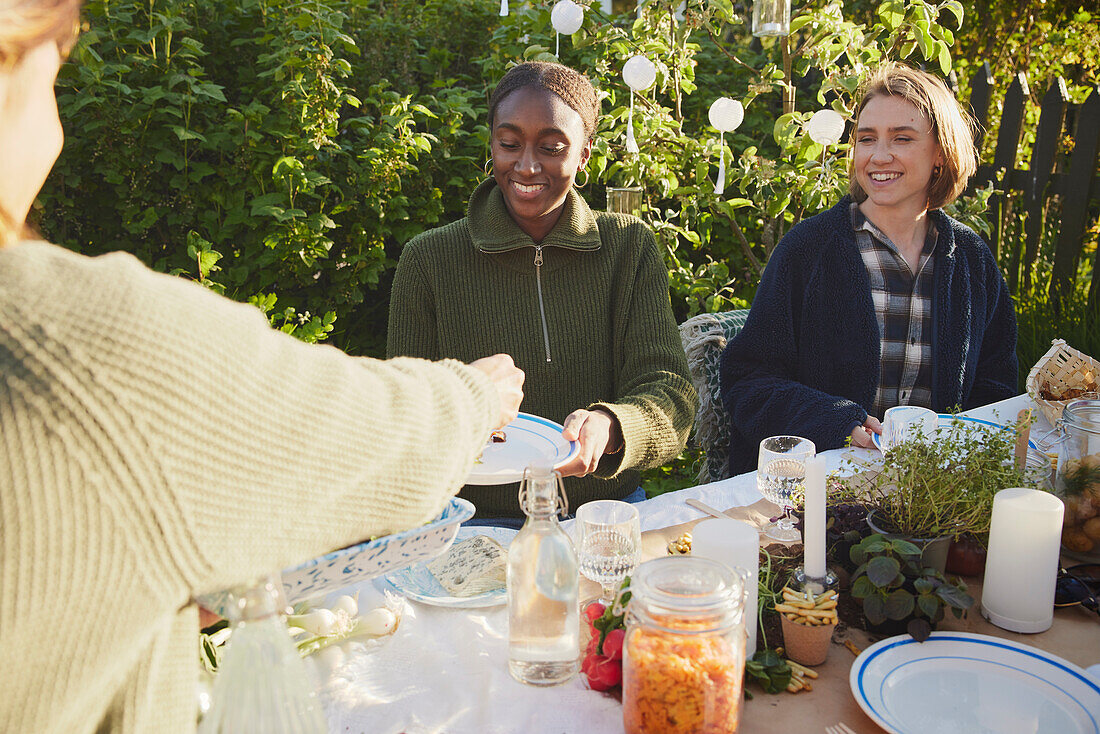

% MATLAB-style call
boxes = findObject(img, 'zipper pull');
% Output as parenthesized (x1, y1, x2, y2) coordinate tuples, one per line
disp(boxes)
(534, 246, 543, 267)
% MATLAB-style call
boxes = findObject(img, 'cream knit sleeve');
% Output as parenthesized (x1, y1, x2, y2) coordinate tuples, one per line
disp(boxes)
(4, 242, 496, 600)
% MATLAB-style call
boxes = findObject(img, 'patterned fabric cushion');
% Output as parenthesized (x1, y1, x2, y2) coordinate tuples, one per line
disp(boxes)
(678, 309, 750, 483)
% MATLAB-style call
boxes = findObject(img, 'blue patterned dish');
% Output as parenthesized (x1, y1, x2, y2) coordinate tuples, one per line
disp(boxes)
(871, 414, 1040, 452)
(199, 497, 475, 616)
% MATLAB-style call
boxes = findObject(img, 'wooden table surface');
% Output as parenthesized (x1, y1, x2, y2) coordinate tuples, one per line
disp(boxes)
(618, 501, 1100, 734)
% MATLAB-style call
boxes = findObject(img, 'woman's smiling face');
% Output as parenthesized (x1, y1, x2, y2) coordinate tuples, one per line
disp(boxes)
(853, 94, 944, 219)
(491, 85, 592, 243)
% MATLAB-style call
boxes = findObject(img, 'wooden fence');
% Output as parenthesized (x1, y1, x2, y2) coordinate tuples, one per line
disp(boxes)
(962, 62, 1100, 309)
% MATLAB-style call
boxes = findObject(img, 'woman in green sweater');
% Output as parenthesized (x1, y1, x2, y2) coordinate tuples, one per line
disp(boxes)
(387, 61, 697, 521)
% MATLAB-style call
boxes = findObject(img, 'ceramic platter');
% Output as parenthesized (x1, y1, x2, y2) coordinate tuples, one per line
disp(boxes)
(465, 412, 579, 485)
(871, 414, 1040, 452)
(381, 526, 517, 608)
(851, 632, 1100, 734)
(198, 497, 475, 616)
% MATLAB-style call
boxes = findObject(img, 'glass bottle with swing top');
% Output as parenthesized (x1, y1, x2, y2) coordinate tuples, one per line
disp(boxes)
(507, 463, 580, 686)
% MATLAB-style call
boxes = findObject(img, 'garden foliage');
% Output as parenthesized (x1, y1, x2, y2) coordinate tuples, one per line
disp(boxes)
(35, 0, 1094, 361)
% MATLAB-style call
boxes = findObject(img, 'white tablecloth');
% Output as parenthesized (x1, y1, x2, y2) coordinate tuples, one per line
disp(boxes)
(315, 395, 1044, 733)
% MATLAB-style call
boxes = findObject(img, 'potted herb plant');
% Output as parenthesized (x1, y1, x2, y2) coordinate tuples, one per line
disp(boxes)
(849, 533, 973, 641)
(837, 416, 1034, 572)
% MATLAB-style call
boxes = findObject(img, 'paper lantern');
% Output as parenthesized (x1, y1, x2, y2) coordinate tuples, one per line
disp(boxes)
(806, 109, 846, 146)
(709, 97, 744, 194)
(621, 56, 655, 155)
(708, 97, 744, 133)
(551, 0, 583, 56)
(622, 55, 656, 92)
(551, 0, 584, 34)
(499, 0, 508, 17)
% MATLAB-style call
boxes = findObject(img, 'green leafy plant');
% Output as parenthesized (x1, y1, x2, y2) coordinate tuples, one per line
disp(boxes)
(849, 533, 973, 640)
(744, 648, 792, 694)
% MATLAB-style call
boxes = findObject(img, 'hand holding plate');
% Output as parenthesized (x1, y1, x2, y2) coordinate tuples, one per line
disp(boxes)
(469, 354, 525, 429)
(557, 408, 621, 477)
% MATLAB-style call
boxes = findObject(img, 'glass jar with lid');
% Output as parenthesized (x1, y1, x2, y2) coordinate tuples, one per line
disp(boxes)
(622, 556, 747, 734)
(1055, 399, 1100, 561)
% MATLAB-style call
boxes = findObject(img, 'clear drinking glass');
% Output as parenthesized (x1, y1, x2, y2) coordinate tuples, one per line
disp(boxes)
(881, 405, 938, 453)
(575, 500, 641, 605)
(756, 436, 816, 543)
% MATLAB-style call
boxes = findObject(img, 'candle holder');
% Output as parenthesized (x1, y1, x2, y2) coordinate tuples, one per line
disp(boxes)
(751, 0, 790, 37)
(606, 186, 643, 215)
(791, 565, 838, 596)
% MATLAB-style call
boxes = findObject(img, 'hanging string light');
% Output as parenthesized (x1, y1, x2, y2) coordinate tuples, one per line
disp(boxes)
(622, 55, 656, 154)
(708, 97, 745, 194)
(550, 0, 584, 57)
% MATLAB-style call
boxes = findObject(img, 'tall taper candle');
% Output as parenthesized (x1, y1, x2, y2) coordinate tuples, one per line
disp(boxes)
(803, 455, 827, 580)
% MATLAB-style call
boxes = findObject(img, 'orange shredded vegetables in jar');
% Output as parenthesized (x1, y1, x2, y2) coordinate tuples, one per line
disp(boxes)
(623, 625, 743, 734)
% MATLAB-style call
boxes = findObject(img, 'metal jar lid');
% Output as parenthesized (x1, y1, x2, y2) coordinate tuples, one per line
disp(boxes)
(1062, 399, 1100, 436)
(628, 556, 746, 633)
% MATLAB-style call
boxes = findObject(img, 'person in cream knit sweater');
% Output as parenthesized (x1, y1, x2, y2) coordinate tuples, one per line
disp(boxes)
(0, 2, 525, 732)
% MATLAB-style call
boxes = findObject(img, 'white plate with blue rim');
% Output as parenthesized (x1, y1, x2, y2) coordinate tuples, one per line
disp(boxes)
(850, 631, 1100, 734)
(197, 497, 475, 617)
(380, 526, 517, 608)
(465, 412, 579, 485)
(871, 414, 1040, 453)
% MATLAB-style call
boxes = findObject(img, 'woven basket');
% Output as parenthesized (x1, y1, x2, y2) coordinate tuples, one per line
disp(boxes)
(1026, 339, 1100, 426)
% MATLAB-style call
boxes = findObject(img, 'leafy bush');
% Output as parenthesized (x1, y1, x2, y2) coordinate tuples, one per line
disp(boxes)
(36, 0, 490, 351)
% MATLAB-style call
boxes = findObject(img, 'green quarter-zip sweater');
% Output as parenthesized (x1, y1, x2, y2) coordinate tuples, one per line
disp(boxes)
(388, 178, 697, 518)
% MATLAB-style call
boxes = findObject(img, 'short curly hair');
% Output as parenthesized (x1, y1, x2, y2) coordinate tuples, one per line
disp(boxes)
(488, 61, 599, 140)
(848, 62, 978, 211)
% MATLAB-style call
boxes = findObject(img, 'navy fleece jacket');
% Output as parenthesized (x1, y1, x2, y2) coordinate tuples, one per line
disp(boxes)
(719, 197, 1017, 476)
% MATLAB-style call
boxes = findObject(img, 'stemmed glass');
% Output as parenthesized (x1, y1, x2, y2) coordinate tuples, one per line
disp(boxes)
(757, 436, 816, 543)
(575, 500, 641, 605)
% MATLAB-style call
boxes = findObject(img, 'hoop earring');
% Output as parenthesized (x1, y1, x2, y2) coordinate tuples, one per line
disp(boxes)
(483, 158, 494, 176)
(932, 163, 943, 178)
(574, 167, 589, 189)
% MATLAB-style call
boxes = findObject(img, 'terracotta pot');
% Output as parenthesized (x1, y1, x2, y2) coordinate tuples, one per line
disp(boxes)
(945, 535, 987, 576)
(780, 615, 835, 666)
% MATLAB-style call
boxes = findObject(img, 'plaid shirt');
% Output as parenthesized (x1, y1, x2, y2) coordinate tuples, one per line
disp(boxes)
(850, 203, 938, 419)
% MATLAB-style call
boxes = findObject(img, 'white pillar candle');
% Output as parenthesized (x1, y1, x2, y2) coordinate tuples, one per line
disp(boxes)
(981, 488, 1065, 633)
(692, 518, 759, 656)
(803, 455, 827, 581)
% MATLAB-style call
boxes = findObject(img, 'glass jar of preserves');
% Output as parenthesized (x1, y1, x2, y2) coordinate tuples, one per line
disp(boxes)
(622, 556, 747, 734)
(1055, 399, 1100, 561)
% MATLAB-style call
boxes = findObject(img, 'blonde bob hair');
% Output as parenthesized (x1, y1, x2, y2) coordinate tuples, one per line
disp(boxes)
(848, 63, 978, 211)
(0, 0, 81, 244)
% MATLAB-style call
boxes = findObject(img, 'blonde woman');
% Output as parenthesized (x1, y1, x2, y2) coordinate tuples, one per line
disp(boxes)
(0, 2, 524, 732)
(720, 63, 1017, 475)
